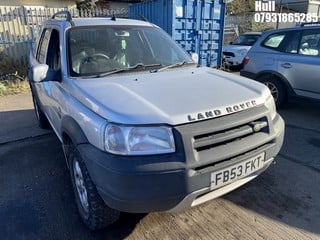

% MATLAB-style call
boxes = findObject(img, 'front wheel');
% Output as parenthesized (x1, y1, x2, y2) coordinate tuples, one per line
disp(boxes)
(258, 76, 287, 108)
(69, 145, 120, 230)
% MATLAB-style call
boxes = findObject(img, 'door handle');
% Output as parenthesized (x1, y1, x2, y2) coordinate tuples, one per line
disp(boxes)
(281, 63, 292, 69)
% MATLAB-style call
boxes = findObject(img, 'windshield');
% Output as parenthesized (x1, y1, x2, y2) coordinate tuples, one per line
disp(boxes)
(68, 25, 193, 77)
(232, 34, 261, 46)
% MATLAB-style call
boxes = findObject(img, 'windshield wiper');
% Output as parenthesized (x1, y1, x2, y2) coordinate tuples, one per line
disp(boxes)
(92, 63, 162, 78)
(129, 63, 161, 70)
(156, 61, 194, 72)
(97, 68, 127, 77)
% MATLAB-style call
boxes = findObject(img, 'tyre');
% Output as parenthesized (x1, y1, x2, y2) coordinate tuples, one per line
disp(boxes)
(258, 75, 286, 108)
(68, 145, 120, 230)
(31, 93, 50, 129)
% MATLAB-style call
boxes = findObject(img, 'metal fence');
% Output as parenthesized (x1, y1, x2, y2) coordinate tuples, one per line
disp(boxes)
(0, 6, 128, 71)
(0, 6, 74, 69)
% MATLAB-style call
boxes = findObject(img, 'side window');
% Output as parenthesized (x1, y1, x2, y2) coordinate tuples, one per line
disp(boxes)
(284, 31, 301, 54)
(262, 33, 285, 49)
(36, 29, 51, 64)
(46, 29, 60, 71)
(36, 28, 60, 70)
(298, 29, 320, 56)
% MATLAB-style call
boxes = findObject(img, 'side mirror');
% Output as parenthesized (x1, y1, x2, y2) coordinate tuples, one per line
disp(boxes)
(31, 64, 49, 82)
(30, 64, 61, 83)
(191, 53, 199, 63)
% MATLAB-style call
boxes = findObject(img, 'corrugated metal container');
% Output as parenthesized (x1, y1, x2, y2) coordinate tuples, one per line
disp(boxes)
(129, 0, 225, 67)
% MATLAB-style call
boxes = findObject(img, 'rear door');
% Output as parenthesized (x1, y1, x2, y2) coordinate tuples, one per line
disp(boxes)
(34, 27, 63, 135)
(32, 28, 52, 116)
(278, 29, 320, 100)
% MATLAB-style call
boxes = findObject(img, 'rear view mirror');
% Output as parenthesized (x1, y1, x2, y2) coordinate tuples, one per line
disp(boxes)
(31, 64, 49, 82)
(29, 64, 61, 82)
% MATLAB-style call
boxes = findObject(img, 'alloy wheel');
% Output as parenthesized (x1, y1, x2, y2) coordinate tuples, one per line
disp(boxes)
(73, 159, 89, 213)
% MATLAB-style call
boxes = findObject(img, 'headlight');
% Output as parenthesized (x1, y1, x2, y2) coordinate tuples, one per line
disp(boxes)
(105, 124, 175, 155)
(265, 95, 277, 120)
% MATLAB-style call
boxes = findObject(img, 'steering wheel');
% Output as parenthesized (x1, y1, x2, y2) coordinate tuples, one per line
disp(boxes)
(79, 52, 113, 74)
(90, 53, 110, 60)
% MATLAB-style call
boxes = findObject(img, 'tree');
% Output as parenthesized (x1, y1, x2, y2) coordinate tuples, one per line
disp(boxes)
(76, 0, 97, 11)
(226, 0, 255, 15)
(226, 0, 272, 33)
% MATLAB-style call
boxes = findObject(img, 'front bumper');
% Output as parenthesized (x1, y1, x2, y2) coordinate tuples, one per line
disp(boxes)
(223, 55, 245, 66)
(79, 111, 284, 213)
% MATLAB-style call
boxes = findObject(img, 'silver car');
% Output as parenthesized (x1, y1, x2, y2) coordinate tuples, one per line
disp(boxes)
(240, 23, 320, 107)
(222, 32, 261, 68)
(28, 11, 284, 230)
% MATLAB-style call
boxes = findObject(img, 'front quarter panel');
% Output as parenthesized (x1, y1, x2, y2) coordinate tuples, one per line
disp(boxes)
(59, 81, 107, 150)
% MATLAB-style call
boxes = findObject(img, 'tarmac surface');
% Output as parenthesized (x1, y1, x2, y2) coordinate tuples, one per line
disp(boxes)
(1, 91, 320, 240)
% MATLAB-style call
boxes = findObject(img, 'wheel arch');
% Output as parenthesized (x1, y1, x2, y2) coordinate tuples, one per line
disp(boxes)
(255, 70, 295, 96)
(61, 116, 88, 168)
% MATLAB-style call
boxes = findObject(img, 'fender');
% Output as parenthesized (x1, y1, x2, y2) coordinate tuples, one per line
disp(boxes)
(255, 70, 295, 96)
(61, 116, 88, 145)
(61, 116, 88, 168)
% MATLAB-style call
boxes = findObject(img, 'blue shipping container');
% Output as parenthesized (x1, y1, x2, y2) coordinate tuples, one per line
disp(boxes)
(129, 0, 225, 67)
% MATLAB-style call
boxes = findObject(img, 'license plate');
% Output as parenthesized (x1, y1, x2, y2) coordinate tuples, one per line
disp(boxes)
(210, 152, 265, 190)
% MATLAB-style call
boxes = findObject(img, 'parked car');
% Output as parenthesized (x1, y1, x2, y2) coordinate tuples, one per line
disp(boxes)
(241, 23, 320, 107)
(222, 32, 261, 68)
(28, 11, 284, 230)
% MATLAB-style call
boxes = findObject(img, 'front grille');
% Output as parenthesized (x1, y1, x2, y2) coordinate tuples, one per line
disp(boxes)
(175, 106, 273, 169)
(193, 118, 269, 153)
(223, 51, 235, 57)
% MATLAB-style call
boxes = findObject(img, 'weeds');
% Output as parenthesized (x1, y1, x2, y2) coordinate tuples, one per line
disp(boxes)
(0, 72, 29, 96)
(0, 51, 29, 96)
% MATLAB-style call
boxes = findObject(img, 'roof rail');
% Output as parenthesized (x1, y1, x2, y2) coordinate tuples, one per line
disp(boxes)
(300, 21, 320, 27)
(52, 10, 73, 22)
(132, 13, 148, 22)
(121, 13, 148, 22)
(93, 12, 148, 22)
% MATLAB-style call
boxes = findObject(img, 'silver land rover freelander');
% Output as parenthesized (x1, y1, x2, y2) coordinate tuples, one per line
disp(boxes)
(28, 11, 285, 230)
